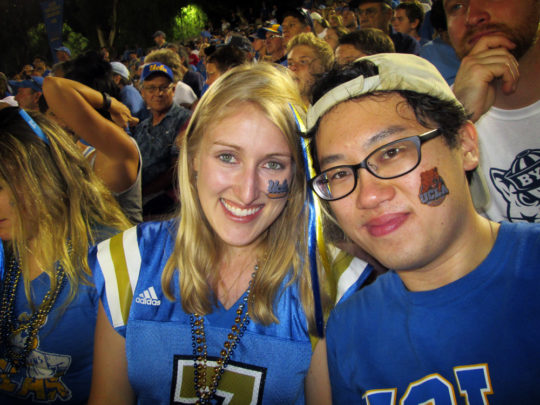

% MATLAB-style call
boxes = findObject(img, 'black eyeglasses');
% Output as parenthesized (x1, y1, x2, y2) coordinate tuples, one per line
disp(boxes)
(310, 128, 442, 201)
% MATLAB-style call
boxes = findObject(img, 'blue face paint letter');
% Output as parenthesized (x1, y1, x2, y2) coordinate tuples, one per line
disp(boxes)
(267, 180, 289, 199)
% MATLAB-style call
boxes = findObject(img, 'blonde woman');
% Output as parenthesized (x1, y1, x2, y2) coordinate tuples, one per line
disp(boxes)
(0, 105, 131, 403)
(88, 63, 331, 404)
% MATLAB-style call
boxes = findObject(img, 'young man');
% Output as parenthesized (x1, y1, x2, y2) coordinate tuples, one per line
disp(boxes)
(286, 33, 334, 106)
(392, 1, 426, 44)
(356, 0, 421, 54)
(335, 28, 395, 66)
(445, 0, 540, 223)
(281, 8, 313, 47)
(306, 53, 540, 403)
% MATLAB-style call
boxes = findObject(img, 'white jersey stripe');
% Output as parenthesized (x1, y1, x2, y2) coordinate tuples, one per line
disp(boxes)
(96, 238, 124, 328)
(122, 226, 141, 294)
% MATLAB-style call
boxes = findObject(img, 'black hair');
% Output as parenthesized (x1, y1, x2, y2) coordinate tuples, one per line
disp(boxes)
(63, 51, 120, 99)
(430, 0, 448, 32)
(396, 1, 425, 28)
(207, 45, 246, 73)
(338, 28, 395, 55)
(309, 59, 469, 171)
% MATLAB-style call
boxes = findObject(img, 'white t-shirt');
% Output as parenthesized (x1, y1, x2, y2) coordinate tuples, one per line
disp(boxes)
(474, 99, 540, 223)
(173, 80, 197, 107)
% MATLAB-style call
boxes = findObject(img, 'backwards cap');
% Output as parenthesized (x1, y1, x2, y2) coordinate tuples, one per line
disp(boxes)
(307, 52, 490, 211)
(307, 53, 461, 131)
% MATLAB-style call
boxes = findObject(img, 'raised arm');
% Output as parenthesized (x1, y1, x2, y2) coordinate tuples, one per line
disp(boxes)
(88, 301, 136, 405)
(43, 76, 140, 192)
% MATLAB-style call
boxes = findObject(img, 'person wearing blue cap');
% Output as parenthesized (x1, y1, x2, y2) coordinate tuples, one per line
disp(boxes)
(134, 62, 191, 217)
(8, 76, 44, 111)
(55, 46, 72, 62)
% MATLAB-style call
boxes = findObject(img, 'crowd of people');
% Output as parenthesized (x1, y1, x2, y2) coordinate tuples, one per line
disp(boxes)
(1, 0, 539, 403)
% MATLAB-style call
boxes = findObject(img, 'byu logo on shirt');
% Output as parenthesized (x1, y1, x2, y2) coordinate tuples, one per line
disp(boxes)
(135, 286, 161, 306)
(490, 149, 540, 223)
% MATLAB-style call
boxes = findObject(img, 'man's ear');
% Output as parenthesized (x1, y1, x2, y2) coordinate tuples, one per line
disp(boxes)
(411, 18, 420, 31)
(459, 121, 479, 172)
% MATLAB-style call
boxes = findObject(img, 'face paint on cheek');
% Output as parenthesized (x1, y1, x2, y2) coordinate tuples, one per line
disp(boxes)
(419, 167, 449, 206)
(266, 179, 289, 199)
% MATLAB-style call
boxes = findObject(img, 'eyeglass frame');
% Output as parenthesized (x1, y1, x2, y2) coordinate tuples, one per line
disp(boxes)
(141, 83, 174, 94)
(309, 128, 443, 201)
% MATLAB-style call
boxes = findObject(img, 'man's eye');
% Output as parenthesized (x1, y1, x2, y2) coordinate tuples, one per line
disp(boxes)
(330, 169, 352, 181)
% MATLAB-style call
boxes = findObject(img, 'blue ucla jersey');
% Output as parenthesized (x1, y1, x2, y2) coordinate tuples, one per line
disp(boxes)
(89, 220, 313, 404)
(326, 222, 540, 404)
(0, 274, 98, 404)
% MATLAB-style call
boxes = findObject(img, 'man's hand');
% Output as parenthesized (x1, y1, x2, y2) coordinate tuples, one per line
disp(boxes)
(453, 35, 519, 122)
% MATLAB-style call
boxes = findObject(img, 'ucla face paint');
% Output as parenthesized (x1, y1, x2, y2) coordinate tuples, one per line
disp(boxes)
(419, 167, 449, 206)
(266, 179, 289, 199)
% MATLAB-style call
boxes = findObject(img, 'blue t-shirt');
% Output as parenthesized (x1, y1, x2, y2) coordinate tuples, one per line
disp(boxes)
(0, 225, 118, 404)
(420, 37, 461, 85)
(89, 220, 313, 404)
(326, 222, 540, 404)
(120, 85, 148, 122)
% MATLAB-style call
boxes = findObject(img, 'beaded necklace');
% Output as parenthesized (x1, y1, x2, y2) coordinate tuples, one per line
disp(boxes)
(0, 256, 66, 370)
(190, 264, 258, 404)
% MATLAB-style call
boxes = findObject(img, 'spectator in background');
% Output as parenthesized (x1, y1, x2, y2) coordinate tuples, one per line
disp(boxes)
(205, 45, 247, 87)
(342, 6, 359, 31)
(264, 24, 287, 65)
(43, 76, 143, 223)
(110, 61, 147, 121)
(134, 62, 191, 217)
(311, 12, 329, 39)
(445, 0, 540, 223)
(281, 8, 313, 47)
(419, 0, 459, 84)
(145, 48, 198, 109)
(392, 1, 427, 44)
(357, 0, 421, 55)
(287, 33, 334, 106)
(153, 30, 168, 49)
(177, 46, 205, 97)
(55, 46, 72, 62)
(249, 27, 268, 61)
(324, 25, 350, 51)
(9, 76, 43, 111)
(32, 56, 51, 77)
(336, 28, 395, 66)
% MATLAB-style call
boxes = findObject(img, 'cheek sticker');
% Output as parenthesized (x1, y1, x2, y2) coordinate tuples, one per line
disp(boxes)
(419, 167, 449, 206)
(266, 179, 289, 199)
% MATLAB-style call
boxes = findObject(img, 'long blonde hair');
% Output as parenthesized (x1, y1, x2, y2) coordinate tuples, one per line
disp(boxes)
(162, 63, 327, 333)
(0, 107, 131, 308)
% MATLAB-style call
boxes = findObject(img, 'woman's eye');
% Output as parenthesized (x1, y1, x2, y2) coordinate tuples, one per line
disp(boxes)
(264, 161, 284, 170)
(218, 153, 236, 163)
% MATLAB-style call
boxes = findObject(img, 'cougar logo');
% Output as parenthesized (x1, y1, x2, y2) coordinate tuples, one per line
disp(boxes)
(490, 149, 540, 223)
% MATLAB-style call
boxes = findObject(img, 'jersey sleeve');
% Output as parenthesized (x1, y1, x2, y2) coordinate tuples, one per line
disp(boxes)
(88, 225, 142, 337)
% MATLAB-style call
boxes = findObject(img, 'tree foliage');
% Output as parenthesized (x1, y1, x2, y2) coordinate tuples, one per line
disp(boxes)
(173, 5, 208, 42)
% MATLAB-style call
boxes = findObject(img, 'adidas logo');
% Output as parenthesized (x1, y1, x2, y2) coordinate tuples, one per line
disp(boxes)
(135, 286, 161, 306)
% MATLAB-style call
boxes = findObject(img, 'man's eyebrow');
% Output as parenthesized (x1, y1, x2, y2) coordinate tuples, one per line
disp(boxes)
(364, 125, 407, 149)
(318, 125, 407, 169)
